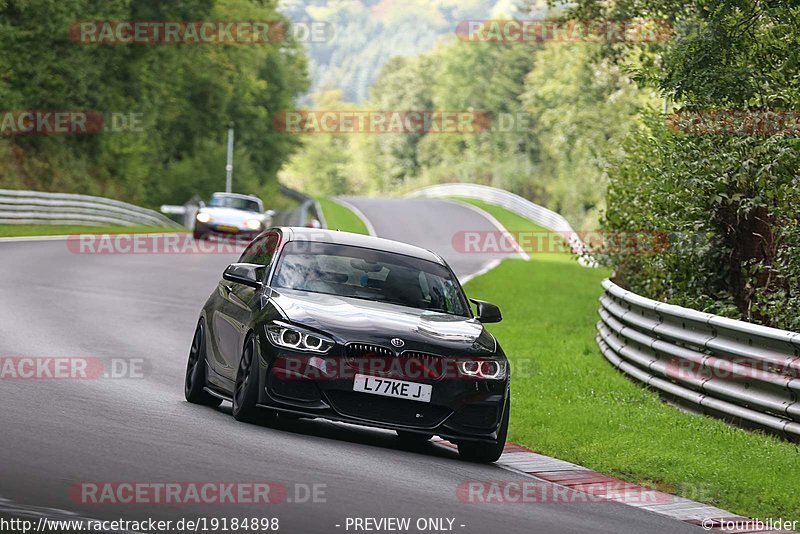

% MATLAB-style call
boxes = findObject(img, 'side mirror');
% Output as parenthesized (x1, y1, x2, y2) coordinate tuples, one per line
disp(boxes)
(470, 298, 502, 323)
(223, 263, 263, 289)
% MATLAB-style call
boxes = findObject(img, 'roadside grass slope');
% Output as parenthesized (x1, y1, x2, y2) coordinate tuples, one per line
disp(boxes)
(318, 198, 369, 234)
(459, 201, 800, 522)
(0, 225, 185, 237)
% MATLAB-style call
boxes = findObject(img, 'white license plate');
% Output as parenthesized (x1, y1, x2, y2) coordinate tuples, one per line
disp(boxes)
(353, 373, 432, 403)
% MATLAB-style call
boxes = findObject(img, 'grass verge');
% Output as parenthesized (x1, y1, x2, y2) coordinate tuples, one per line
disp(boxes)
(453, 197, 552, 235)
(318, 198, 369, 235)
(462, 209, 799, 522)
(452, 197, 572, 257)
(0, 225, 185, 237)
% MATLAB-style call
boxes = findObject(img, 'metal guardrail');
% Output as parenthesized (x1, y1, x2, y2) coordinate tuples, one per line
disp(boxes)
(275, 186, 325, 228)
(596, 278, 800, 440)
(0, 189, 181, 228)
(160, 195, 203, 228)
(408, 183, 595, 266)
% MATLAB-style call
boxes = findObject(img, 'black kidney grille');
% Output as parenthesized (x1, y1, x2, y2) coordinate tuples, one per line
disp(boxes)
(346, 343, 394, 359)
(398, 352, 445, 380)
(345, 344, 445, 380)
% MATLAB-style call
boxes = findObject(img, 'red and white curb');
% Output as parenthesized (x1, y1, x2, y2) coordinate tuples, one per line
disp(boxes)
(434, 439, 795, 533)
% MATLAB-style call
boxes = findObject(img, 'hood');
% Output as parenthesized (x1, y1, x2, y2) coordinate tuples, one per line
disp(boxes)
(200, 207, 264, 226)
(269, 288, 497, 355)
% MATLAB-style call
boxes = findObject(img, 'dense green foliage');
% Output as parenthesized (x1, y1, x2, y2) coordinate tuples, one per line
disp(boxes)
(604, 113, 800, 327)
(279, 0, 515, 102)
(570, 0, 800, 328)
(283, 0, 800, 327)
(281, 35, 650, 229)
(0, 0, 308, 207)
(8, 0, 794, 327)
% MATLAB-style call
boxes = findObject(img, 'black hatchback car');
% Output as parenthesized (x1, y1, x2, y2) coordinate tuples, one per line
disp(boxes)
(185, 228, 510, 462)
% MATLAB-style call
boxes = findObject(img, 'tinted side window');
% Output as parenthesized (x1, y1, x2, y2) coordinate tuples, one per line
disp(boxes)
(239, 233, 279, 266)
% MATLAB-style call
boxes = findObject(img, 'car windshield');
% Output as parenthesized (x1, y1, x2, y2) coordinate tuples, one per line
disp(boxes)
(272, 241, 470, 317)
(208, 195, 260, 212)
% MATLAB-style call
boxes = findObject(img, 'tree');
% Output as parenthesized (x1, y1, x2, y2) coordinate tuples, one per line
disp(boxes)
(0, 0, 309, 207)
(563, 0, 800, 327)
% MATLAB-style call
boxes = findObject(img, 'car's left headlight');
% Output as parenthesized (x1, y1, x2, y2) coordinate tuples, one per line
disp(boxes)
(267, 323, 333, 353)
(196, 212, 212, 224)
(456, 359, 507, 379)
(245, 219, 262, 230)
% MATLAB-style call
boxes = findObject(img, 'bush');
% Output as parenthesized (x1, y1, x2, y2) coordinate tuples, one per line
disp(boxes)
(601, 112, 800, 330)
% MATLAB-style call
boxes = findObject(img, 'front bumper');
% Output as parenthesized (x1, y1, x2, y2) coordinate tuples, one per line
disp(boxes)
(256, 345, 510, 444)
(194, 222, 261, 239)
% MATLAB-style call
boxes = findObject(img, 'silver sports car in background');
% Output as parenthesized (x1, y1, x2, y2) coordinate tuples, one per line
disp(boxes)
(193, 192, 271, 240)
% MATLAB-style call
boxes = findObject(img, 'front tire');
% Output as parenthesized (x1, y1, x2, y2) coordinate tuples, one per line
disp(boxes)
(232, 334, 270, 423)
(185, 319, 222, 407)
(457, 397, 509, 463)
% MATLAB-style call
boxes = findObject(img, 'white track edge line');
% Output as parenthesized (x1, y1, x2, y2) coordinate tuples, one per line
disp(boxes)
(460, 259, 501, 285)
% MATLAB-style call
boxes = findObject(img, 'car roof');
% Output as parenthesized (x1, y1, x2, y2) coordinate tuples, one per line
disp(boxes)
(278, 227, 444, 265)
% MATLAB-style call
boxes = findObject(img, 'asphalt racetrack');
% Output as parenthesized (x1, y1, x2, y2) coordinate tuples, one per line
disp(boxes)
(0, 198, 698, 533)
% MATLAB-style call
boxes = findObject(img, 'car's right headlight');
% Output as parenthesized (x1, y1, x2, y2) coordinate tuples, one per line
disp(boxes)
(196, 212, 212, 223)
(267, 323, 333, 353)
(456, 359, 507, 379)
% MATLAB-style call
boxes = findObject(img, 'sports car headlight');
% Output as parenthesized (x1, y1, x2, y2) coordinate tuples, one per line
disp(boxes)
(196, 212, 212, 223)
(456, 359, 506, 379)
(245, 219, 262, 230)
(267, 325, 333, 353)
